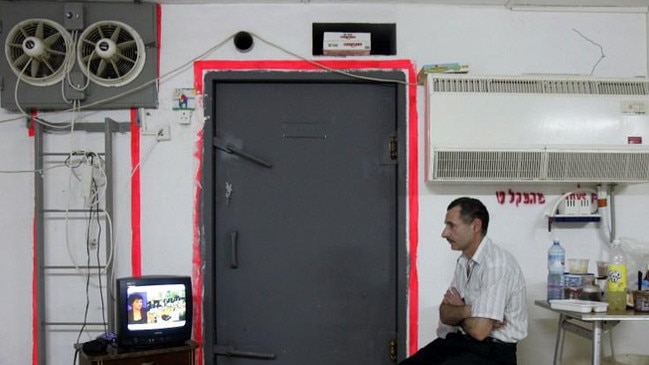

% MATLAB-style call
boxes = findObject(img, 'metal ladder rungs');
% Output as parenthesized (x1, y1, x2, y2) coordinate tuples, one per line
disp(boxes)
(34, 118, 130, 365)
(43, 265, 108, 270)
(43, 322, 106, 326)
(41, 152, 107, 157)
(42, 209, 107, 214)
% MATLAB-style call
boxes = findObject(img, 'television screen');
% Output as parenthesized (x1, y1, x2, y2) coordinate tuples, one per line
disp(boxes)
(116, 275, 192, 348)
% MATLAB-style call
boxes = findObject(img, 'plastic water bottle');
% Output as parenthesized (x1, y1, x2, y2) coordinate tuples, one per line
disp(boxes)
(547, 239, 565, 301)
(607, 239, 628, 311)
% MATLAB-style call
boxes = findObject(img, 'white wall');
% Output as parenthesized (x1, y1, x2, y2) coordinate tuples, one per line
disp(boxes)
(0, 3, 648, 364)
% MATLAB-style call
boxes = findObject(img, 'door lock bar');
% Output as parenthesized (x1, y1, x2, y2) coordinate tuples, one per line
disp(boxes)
(214, 345, 277, 360)
(214, 137, 273, 168)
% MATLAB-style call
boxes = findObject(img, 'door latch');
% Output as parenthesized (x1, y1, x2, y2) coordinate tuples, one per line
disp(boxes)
(389, 337, 397, 362)
(389, 136, 398, 160)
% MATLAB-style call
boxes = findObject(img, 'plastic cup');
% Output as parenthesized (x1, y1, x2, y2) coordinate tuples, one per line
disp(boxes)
(567, 258, 589, 274)
(633, 290, 649, 312)
(596, 261, 608, 277)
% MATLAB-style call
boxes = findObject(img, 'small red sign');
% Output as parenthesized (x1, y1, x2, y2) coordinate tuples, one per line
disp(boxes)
(628, 136, 643, 144)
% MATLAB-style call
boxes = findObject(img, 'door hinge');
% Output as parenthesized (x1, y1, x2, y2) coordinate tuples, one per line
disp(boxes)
(389, 337, 397, 362)
(389, 136, 398, 160)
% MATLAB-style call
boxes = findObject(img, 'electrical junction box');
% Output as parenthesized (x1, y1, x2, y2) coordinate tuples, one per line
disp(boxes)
(323, 32, 371, 56)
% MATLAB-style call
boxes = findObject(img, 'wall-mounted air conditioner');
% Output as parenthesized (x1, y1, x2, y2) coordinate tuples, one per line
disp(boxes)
(424, 73, 649, 183)
(0, 1, 158, 111)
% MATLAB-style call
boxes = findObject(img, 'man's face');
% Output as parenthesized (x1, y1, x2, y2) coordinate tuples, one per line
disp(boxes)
(441, 206, 477, 252)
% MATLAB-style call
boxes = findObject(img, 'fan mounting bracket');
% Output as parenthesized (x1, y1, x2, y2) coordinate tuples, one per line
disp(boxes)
(63, 3, 84, 30)
(64, 70, 86, 101)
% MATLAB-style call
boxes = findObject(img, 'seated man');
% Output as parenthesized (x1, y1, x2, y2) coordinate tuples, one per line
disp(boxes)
(400, 197, 528, 365)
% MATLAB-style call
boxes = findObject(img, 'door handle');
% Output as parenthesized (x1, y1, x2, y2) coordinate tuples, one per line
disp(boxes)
(227, 144, 273, 168)
(230, 231, 238, 268)
(214, 137, 273, 168)
(214, 345, 277, 359)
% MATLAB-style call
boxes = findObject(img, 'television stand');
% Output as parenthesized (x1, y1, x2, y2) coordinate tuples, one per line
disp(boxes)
(77, 340, 197, 365)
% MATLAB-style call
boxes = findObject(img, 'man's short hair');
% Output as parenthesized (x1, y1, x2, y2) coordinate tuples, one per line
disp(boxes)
(447, 197, 489, 235)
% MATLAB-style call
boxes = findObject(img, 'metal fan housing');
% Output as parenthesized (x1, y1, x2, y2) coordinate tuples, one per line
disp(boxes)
(0, 1, 158, 110)
(4, 18, 74, 86)
(77, 20, 146, 88)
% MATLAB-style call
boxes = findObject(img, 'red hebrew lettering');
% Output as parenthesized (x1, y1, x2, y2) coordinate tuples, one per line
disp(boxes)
(494, 190, 545, 206)
(523, 192, 534, 204)
(496, 191, 506, 205)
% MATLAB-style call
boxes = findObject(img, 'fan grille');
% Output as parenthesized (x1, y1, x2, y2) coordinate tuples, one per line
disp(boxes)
(77, 20, 146, 87)
(4, 18, 73, 86)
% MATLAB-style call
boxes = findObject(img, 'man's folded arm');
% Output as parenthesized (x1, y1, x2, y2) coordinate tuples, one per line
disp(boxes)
(439, 303, 495, 341)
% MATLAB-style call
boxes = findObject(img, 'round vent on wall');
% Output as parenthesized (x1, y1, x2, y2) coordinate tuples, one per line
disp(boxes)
(76, 20, 146, 87)
(4, 18, 74, 87)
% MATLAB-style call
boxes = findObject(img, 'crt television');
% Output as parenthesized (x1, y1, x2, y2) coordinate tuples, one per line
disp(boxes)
(116, 275, 192, 348)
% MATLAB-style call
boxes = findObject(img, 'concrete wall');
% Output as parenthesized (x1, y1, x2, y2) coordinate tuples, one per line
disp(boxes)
(1, 3, 648, 364)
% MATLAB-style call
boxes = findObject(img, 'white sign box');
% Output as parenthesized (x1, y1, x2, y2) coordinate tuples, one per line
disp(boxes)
(323, 32, 371, 56)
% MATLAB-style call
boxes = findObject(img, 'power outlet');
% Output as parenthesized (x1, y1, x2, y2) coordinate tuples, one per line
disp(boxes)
(89, 238, 98, 249)
(156, 125, 171, 141)
(179, 110, 192, 125)
(141, 125, 171, 141)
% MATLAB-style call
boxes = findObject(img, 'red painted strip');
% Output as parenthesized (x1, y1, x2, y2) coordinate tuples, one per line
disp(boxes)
(195, 59, 415, 93)
(28, 110, 36, 137)
(31, 213, 38, 365)
(406, 66, 420, 354)
(192, 129, 205, 365)
(130, 109, 142, 276)
(192, 59, 420, 356)
(31, 109, 39, 364)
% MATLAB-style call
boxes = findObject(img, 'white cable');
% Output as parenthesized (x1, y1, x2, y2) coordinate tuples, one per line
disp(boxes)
(14, 60, 73, 129)
(63, 152, 116, 283)
(0, 163, 68, 174)
(65, 30, 92, 93)
(5, 29, 414, 126)
(90, 159, 108, 205)
(598, 184, 613, 245)
(250, 32, 418, 86)
(62, 34, 236, 112)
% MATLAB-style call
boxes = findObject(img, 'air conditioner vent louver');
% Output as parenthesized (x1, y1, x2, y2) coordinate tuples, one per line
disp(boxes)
(546, 151, 649, 181)
(433, 150, 544, 181)
(431, 77, 649, 95)
(432, 149, 649, 183)
(425, 74, 649, 183)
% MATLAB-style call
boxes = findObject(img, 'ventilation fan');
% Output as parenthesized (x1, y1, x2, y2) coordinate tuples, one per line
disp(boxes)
(77, 20, 146, 88)
(0, 1, 158, 110)
(4, 18, 74, 87)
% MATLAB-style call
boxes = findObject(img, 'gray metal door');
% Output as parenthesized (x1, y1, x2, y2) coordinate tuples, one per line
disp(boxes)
(202, 70, 407, 365)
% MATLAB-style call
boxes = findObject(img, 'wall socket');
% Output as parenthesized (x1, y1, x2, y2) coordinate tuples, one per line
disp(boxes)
(142, 125, 171, 141)
(179, 110, 192, 125)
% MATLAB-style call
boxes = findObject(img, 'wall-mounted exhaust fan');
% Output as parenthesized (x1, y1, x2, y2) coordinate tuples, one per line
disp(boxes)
(5, 18, 74, 87)
(0, 1, 158, 111)
(77, 21, 146, 88)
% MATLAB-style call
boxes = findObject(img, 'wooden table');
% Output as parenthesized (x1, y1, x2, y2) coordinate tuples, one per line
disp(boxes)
(535, 300, 649, 365)
(77, 340, 197, 365)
